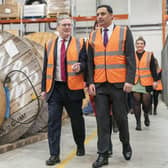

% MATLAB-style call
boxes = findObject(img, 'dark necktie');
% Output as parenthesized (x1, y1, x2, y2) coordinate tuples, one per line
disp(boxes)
(61, 39, 66, 81)
(103, 28, 109, 47)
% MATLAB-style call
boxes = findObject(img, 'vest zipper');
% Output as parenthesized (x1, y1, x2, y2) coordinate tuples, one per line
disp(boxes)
(104, 48, 108, 82)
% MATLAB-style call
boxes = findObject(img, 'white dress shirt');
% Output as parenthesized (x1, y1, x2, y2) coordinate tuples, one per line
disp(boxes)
(55, 36, 70, 81)
(102, 23, 114, 41)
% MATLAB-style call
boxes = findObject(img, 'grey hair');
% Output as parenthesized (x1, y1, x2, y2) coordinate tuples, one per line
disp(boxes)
(57, 15, 72, 25)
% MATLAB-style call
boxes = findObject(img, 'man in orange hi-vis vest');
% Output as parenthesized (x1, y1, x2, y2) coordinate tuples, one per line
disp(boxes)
(41, 16, 87, 166)
(87, 5, 136, 168)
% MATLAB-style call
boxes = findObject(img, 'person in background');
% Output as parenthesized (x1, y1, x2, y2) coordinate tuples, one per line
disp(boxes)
(88, 5, 136, 168)
(151, 58, 163, 115)
(41, 16, 86, 166)
(132, 36, 158, 131)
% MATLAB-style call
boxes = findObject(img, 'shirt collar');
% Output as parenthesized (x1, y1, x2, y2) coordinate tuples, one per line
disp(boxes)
(59, 36, 70, 42)
(102, 23, 114, 32)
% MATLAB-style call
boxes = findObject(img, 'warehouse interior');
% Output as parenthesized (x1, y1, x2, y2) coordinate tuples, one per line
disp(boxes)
(0, 0, 168, 168)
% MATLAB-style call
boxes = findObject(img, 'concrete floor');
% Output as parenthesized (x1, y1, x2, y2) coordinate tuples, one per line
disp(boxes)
(0, 100, 168, 168)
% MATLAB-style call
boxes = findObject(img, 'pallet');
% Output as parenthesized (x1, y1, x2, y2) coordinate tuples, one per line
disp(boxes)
(23, 16, 46, 19)
(47, 12, 71, 18)
(0, 17, 19, 20)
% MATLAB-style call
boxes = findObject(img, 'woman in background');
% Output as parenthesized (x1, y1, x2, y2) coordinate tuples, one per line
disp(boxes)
(132, 36, 158, 131)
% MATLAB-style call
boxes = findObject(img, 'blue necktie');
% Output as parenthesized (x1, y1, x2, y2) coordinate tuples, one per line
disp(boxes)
(103, 28, 109, 47)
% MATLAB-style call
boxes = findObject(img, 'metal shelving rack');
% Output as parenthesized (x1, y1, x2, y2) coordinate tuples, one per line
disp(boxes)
(0, 0, 129, 36)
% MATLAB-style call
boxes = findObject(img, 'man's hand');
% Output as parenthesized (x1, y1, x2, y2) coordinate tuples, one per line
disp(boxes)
(88, 84, 96, 96)
(123, 82, 133, 93)
(72, 63, 81, 73)
(153, 81, 158, 90)
(41, 91, 46, 100)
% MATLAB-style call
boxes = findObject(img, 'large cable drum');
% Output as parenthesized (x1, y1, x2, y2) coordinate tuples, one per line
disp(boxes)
(0, 31, 42, 144)
(25, 32, 57, 47)
(24, 33, 68, 136)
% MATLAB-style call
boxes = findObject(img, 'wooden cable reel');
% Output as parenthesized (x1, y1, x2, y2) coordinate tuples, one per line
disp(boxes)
(0, 31, 42, 144)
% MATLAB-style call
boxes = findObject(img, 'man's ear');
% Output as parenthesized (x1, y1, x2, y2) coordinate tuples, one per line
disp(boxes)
(111, 14, 114, 20)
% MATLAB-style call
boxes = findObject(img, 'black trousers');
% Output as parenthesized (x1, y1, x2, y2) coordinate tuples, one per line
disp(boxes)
(94, 83, 129, 154)
(47, 82, 85, 156)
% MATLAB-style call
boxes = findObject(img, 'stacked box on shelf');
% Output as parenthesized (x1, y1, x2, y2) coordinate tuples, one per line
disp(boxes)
(4, 0, 17, 4)
(47, 0, 71, 17)
(23, 4, 46, 18)
(0, 4, 20, 19)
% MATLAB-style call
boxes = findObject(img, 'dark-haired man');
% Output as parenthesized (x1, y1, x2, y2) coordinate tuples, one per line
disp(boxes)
(88, 5, 136, 168)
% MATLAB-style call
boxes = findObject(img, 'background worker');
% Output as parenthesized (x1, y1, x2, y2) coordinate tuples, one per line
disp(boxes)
(132, 36, 158, 131)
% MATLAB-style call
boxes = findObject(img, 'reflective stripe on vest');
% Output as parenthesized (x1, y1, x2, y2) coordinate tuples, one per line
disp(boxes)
(46, 38, 56, 93)
(46, 37, 84, 92)
(134, 51, 153, 86)
(89, 26, 127, 83)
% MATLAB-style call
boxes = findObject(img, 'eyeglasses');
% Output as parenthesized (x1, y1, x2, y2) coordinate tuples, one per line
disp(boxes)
(61, 24, 72, 27)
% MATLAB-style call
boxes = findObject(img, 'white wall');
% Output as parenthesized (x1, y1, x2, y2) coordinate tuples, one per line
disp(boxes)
(130, 0, 162, 25)
(100, 0, 128, 14)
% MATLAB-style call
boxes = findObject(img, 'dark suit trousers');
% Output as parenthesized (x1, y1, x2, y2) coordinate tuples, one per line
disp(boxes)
(94, 83, 130, 154)
(47, 81, 85, 156)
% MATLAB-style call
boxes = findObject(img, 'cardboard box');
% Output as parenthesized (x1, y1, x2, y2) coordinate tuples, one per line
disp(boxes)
(4, 0, 17, 5)
(23, 4, 46, 18)
(47, 0, 71, 15)
(0, 4, 20, 19)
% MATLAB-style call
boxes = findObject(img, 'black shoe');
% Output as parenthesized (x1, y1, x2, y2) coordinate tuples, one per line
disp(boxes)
(153, 109, 157, 115)
(92, 154, 108, 168)
(136, 125, 142, 131)
(144, 114, 150, 126)
(76, 146, 85, 156)
(46, 155, 60, 166)
(108, 149, 113, 157)
(136, 122, 142, 131)
(122, 143, 132, 160)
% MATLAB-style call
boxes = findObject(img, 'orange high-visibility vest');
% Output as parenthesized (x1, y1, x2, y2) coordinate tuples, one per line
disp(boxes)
(45, 37, 85, 93)
(89, 26, 127, 83)
(134, 51, 153, 86)
(155, 80, 163, 90)
(155, 69, 163, 91)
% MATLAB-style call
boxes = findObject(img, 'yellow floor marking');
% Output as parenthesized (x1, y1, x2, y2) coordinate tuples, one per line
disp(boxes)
(56, 130, 97, 168)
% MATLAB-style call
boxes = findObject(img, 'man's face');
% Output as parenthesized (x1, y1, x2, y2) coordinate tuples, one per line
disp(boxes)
(96, 7, 113, 28)
(136, 40, 145, 53)
(58, 18, 72, 39)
